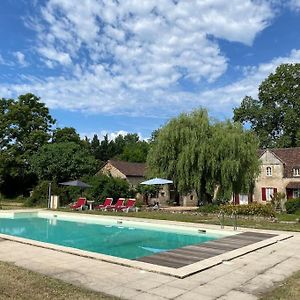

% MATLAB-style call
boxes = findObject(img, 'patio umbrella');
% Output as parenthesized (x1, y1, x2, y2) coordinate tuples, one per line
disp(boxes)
(140, 178, 173, 185)
(59, 180, 91, 188)
(140, 178, 173, 204)
(59, 180, 91, 196)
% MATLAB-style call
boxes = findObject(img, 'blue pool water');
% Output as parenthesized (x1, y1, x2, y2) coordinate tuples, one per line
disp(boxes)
(0, 214, 220, 259)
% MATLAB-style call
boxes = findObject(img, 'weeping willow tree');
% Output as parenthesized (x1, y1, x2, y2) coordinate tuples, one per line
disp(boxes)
(147, 109, 260, 203)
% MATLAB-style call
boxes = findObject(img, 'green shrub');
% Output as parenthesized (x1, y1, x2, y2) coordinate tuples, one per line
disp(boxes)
(220, 203, 275, 217)
(285, 198, 300, 214)
(26, 181, 66, 207)
(198, 204, 220, 214)
(81, 175, 133, 204)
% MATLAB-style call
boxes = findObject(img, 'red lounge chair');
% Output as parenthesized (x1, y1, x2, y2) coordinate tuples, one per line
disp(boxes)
(70, 197, 86, 210)
(115, 199, 136, 212)
(105, 198, 125, 211)
(94, 198, 113, 210)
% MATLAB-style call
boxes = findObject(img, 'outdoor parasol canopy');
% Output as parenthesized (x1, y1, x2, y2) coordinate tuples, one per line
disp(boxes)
(59, 180, 92, 197)
(140, 178, 173, 203)
(59, 180, 91, 188)
(140, 178, 173, 185)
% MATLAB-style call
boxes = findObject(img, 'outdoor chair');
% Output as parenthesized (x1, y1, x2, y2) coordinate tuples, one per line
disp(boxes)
(105, 198, 125, 211)
(94, 198, 113, 210)
(70, 197, 87, 210)
(115, 198, 137, 212)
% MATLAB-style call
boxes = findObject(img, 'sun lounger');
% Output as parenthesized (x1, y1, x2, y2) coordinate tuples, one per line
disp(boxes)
(105, 198, 125, 211)
(70, 197, 87, 210)
(94, 198, 113, 210)
(115, 198, 136, 212)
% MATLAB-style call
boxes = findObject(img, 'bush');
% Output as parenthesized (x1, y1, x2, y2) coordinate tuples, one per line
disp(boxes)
(81, 175, 134, 204)
(271, 192, 286, 211)
(26, 181, 66, 207)
(285, 198, 300, 214)
(220, 203, 275, 217)
(198, 204, 220, 214)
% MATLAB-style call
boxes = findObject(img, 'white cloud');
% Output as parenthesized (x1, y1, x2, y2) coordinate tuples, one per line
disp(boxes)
(0, 54, 14, 66)
(30, 0, 274, 86)
(0, 54, 5, 64)
(289, 0, 300, 10)
(81, 130, 146, 141)
(194, 49, 300, 117)
(13, 51, 28, 67)
(0, 0, 285, 119)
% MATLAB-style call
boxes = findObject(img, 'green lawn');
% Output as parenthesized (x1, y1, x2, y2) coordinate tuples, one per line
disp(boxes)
(59, 208, 300, 232)
(260, 271, 300, 300)
(0, 261, 117, 300)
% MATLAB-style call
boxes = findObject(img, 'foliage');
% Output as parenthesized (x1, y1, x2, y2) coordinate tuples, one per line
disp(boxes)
(209, 121, 260, 200)
(147, 109, 260, 203)
(89, 133, 149, 162)
(117, 141, 149, 162)
(198, 204, 220, 214)
(285, 198, 300, 214)
(30, 142, 98, 183)
(271, 192, 286, 211)
(220, 203, 276, 217)
(26, 181, 64, 207)
(0, 93, 55, 197)
(233, 64, 300, 148)
(81, 175, 133, 203)
(52, 127, 81, 144)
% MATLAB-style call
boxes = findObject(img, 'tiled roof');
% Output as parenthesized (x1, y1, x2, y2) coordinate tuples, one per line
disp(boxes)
(286, 181, 300, 189)
(108, 160, 146, 177)
(259, 147, 300, 177)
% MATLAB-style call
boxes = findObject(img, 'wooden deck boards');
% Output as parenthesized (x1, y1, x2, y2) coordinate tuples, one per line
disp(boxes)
(136, 231, 277, 268)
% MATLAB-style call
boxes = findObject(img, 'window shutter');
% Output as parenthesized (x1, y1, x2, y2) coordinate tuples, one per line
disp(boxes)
(262, 188, 266, 201)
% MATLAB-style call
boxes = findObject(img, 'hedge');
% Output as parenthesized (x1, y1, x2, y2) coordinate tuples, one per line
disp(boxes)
(220, 203, 276, 217)
(285, 198, 300, 214)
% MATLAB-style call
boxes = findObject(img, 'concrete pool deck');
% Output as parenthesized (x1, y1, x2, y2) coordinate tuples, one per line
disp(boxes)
(0, 211, 299, 299)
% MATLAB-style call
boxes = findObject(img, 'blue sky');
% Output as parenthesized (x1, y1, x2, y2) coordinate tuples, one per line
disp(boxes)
(1, 0, 300, 140)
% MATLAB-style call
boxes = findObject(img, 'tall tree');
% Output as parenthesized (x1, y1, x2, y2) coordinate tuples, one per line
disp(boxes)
(90, 134, 101, 159)
(147, 109, 259, 203)
(0, 93, 55, 196)
(118, 141, 149, 162)
(30, 142, 98, 183)
(52, 127, 81, 144)
(233, 63, 300, 148)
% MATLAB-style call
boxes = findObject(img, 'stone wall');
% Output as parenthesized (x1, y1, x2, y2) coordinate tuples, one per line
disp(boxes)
(99, 163, 126, 179)
(253, 150, 300, 203)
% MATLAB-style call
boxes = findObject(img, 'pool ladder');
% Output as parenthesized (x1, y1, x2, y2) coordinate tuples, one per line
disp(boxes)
(218, 210, 238, 231)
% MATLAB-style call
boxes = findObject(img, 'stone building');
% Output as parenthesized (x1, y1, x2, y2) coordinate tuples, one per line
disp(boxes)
(98, 160, 146, 187)
(252, 148, 300, 203)
(98, 160, 179, 206)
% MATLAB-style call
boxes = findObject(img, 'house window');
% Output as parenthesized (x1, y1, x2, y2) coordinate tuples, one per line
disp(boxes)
(262, 187, 277, 201)
(293, 168, 300, 177)
(293, 189, 300, 198)
(266, 188, 274, 201)
(266, 167, 272, 176)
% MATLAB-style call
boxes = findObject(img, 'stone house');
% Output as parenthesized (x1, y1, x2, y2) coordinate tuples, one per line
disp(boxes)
(98, 160, 179, 206)
(253, 148, 300, 203)
(98, 160, 146, 187)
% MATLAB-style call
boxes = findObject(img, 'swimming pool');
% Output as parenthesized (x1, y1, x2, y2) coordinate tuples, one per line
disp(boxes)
(0, 211, 231, 260)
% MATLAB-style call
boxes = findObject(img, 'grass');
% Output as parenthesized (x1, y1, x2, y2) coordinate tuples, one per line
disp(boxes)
(260, 271, 300, 300)
(0, 261, 117, 300)
(0, 199, 25, 210)
(58, 208, 300, 232)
